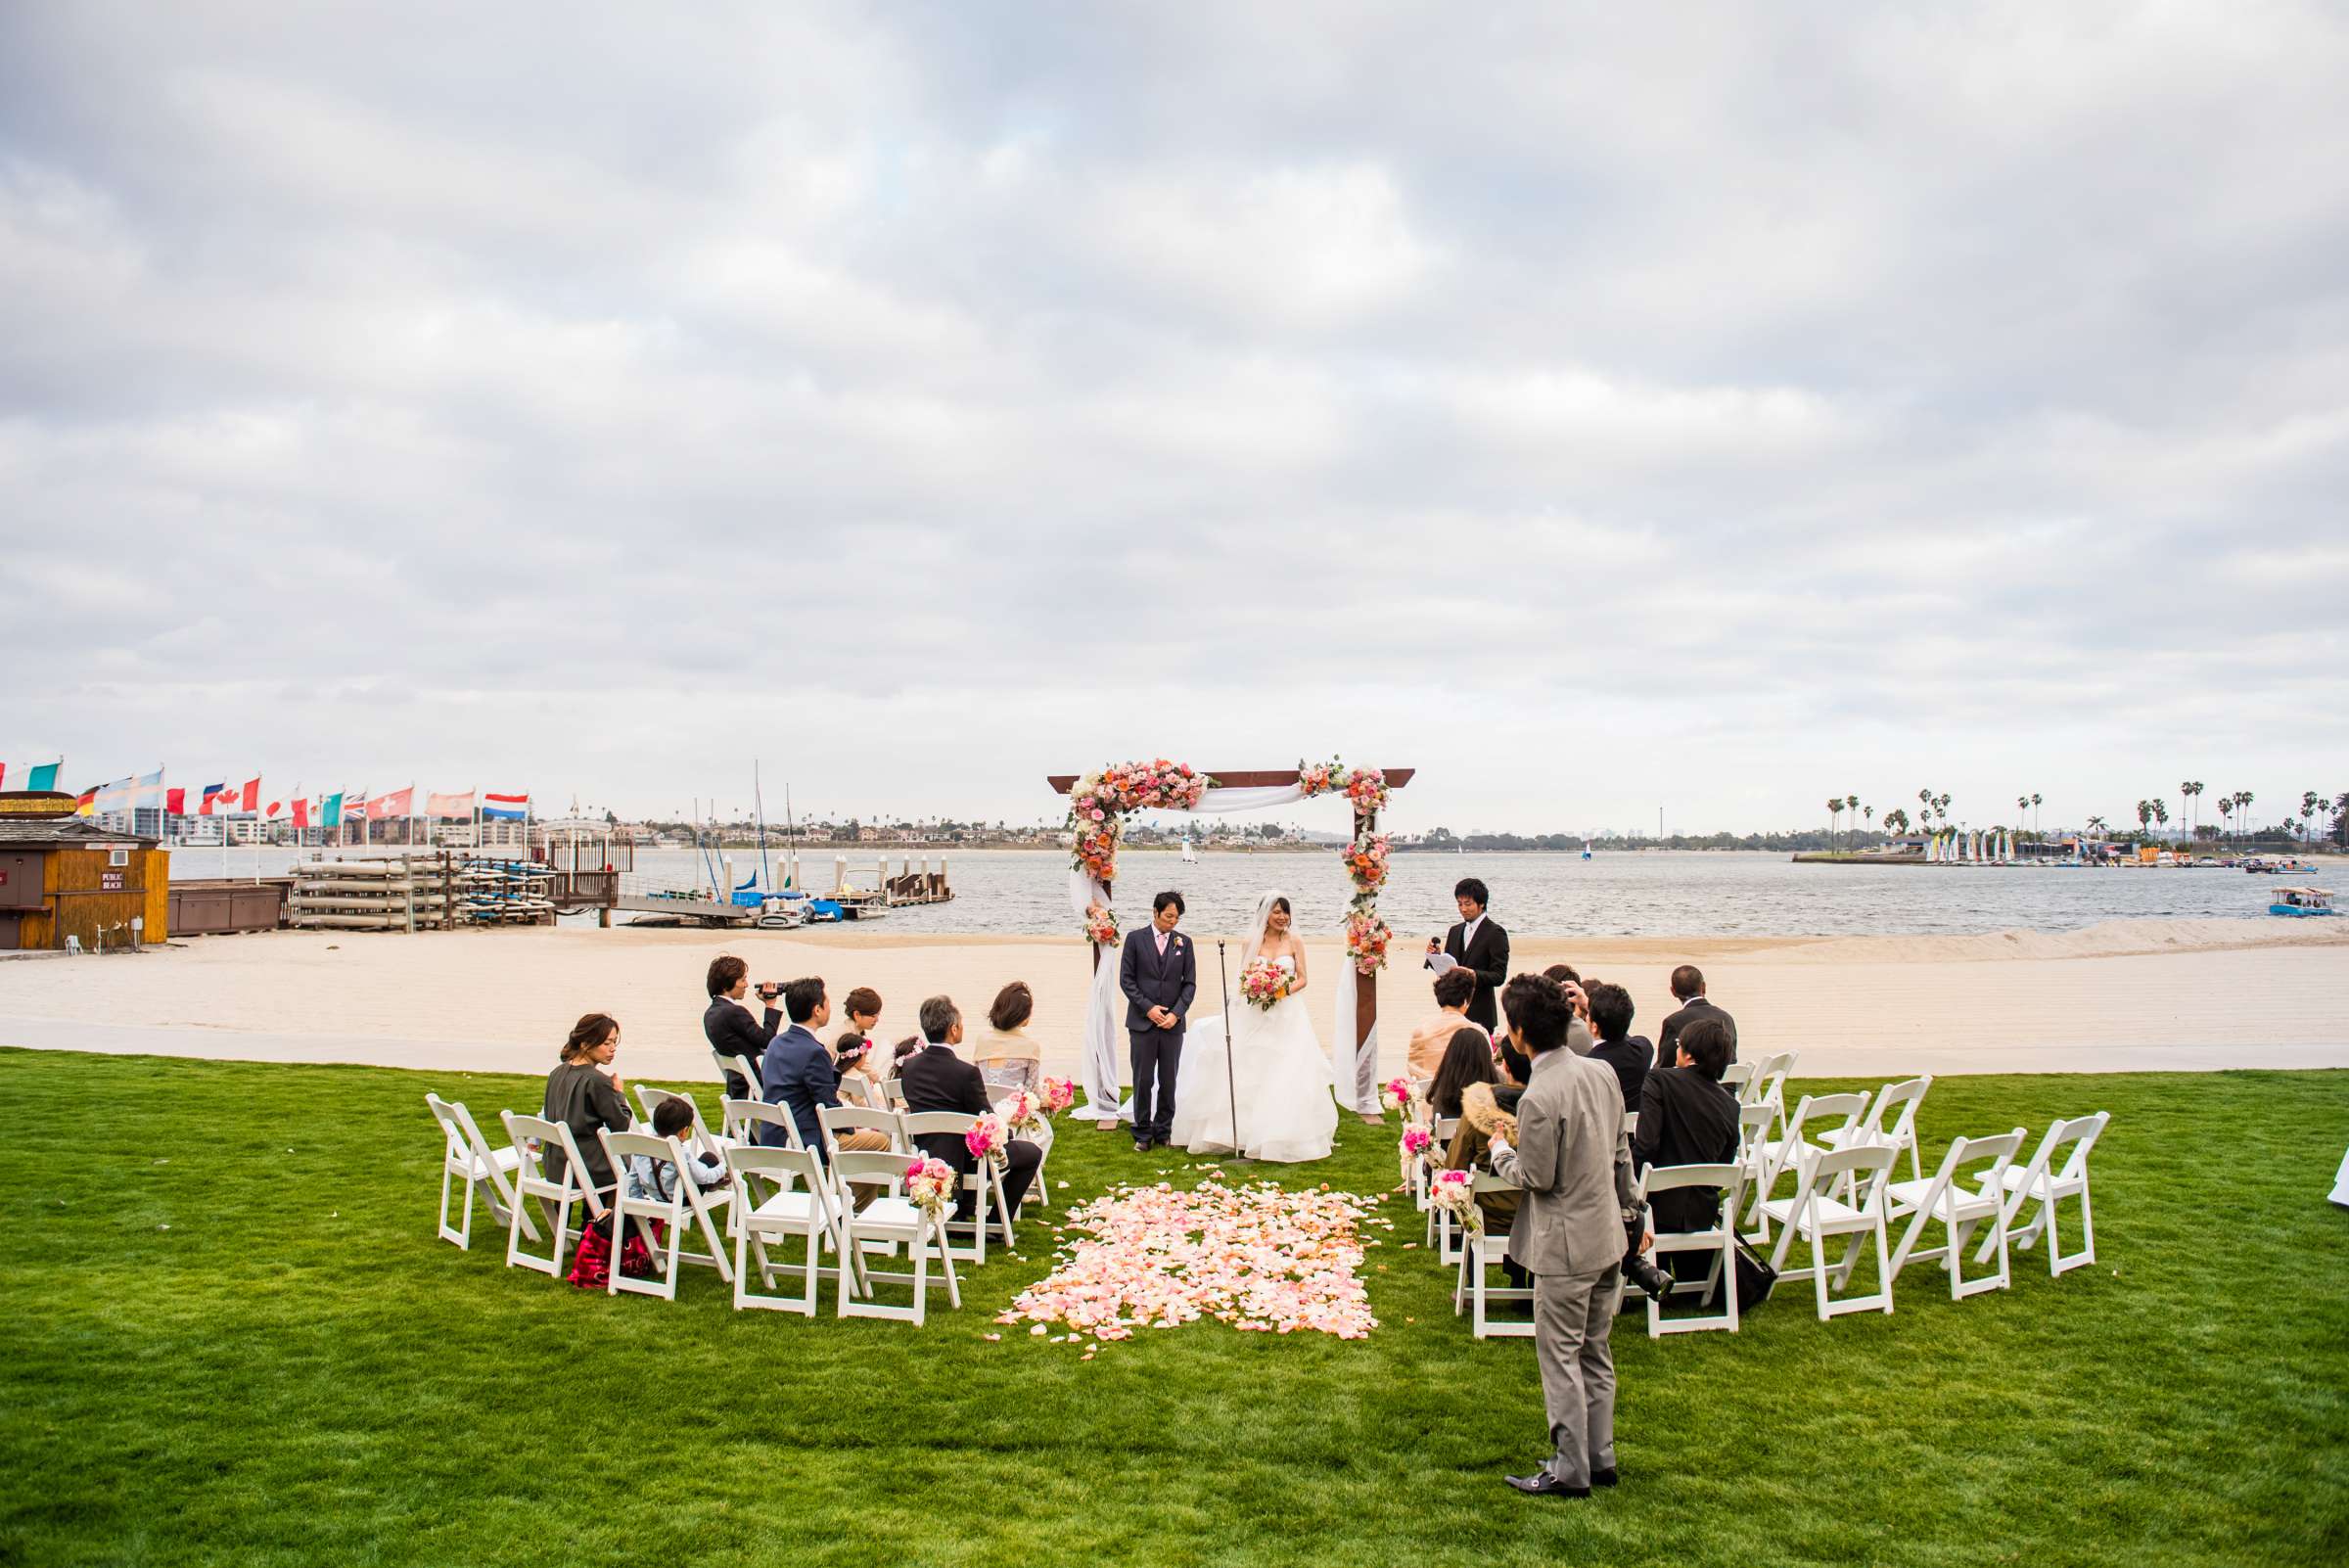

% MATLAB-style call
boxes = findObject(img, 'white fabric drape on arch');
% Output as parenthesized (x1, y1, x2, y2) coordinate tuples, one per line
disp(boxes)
(1067, 781, 1380, 1121)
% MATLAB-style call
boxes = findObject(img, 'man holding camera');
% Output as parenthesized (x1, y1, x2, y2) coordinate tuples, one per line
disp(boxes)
(1488, 971, 1651, 1500)
(704, 954, 782, 1099)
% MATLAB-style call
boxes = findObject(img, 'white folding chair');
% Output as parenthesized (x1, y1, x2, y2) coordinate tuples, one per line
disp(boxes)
(634, 1084, 733, 1160)
(1622, 1110, 1639, 1138)
(500, 1111, 603, 1277)
(728, 1144, 862, 1314)
(712, 1047, 763, 1106)
(1761, 1144, 1898, 1320)
(1637, 1161, 1749, 1337)
(426, 1094, 535, 1250)
(1847, 1075, 1932, 1185)
(1417, 1116, 1461, 1239)
(1733, 1101, 1777, 1174)
(1449, 1174, 1532, 1338)
(1720, 1062, 1754, 1095)
(1983, 1112, 2109, 1276)
(1742, 1050, 1797, 1135)
(880, 1078, 910, 1109)
(1746, 1091, 1870, 1239)
(834, 1149, 959, 1324)
(819, 1104, 907, 1158)
(599, 1128, 736, 1300)
(1886, 1129, 2025, 1300)
(899, 1111, 1015, 1262)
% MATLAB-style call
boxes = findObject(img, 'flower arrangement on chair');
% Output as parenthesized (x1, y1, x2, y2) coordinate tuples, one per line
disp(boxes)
(1040, 1077, 1077, 1115)
(1398, 1124, 1435, 1186)
(964, 1113, 1010, 1169)
(1378, 1076, 1414, 1114)
(999, 1089, 1047, 1139)
(1428, 1168, 1483, 1235)
(905, 1157, 957, 1223)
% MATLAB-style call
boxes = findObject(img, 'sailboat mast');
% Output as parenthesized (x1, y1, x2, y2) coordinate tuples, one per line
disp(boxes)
(755, 761, 771, 892)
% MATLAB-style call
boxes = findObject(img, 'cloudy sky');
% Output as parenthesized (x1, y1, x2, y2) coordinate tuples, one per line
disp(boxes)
(4, 1, 2344, 834)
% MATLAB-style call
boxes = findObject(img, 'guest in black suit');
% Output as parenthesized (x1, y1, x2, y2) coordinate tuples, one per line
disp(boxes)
(1585, 984, 1652, 1111)
(1654, 965, 1737, 1069)
(1633, 1016, 1742, 1243)
(1118, 891, 1197, 1153)
(1426, 878, 1508, 1031)
(898, 994, 1042, 1220)
(703, 954, 782, 1098)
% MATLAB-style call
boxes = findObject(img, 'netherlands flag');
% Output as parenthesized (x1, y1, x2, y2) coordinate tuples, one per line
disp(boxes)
(483, 792, 530, 821)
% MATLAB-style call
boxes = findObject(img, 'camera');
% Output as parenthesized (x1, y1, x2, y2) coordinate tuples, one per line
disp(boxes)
(755, 982, 783, 1002)
(1622, 1205, 1672, 1304)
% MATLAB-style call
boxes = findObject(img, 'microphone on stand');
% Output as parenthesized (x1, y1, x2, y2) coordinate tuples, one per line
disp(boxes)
(1217, 938, 1252, 1168)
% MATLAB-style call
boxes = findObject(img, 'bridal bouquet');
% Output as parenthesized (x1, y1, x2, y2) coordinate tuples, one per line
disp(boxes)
(999, 1089, 1047, 1139)
(1084, 904, 1120, 946)
(1040, 1077, 1077, 1115)
(964, 1112, 1010, 1169)
(905, 1156, 957, 1223)
(1238, 957, 1289, 1011)
(1429, 1168, 1483, 1234)
(1398, 1124, 1435, 1186)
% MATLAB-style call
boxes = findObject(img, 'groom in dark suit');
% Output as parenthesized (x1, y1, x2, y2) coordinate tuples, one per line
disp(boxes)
(1119, 890, 1196, 1153)
(1427, 876, 1509, 1031)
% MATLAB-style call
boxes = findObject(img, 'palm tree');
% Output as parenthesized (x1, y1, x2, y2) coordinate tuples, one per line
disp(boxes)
(1885, 807, 1910, 838)
(2304, 791, 2323, 845)
(2136, 800, 2153, 839)
(1825, 797, 1842, 851)
(1846, 795, 1862, 849)
(2236, 790, 2254, 844)
(2218, 797, 2234, 843)
(2152, 799, 2169, 840)
(2031, 791, 2043, 839)
(2087, 814, 2108, 839)
(2180, 781, 2195, 841)
(1864, 804, 1875, 842)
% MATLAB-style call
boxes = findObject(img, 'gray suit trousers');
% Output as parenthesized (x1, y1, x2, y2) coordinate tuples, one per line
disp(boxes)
(1533, 1265, 1620, 1487)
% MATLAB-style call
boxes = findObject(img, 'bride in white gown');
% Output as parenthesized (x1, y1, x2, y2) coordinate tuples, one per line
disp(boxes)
(1171, 891, 1338, 1164)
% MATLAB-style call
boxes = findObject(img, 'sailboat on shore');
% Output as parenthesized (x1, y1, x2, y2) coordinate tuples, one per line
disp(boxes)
(1179, 832, 1199, 863)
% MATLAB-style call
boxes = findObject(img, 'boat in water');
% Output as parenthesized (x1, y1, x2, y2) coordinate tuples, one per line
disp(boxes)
(2270, 887, 2335, 917)
(1179, 835, 1199, 864)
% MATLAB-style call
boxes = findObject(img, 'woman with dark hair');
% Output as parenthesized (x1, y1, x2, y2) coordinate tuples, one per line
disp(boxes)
(541, 1012, 633, 1230)
(1428, 1026, 1498, 1122)
(976, 981, 1041, 1094)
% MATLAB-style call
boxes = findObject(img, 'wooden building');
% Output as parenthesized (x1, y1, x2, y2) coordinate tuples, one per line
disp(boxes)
(0, 792, 169, 952)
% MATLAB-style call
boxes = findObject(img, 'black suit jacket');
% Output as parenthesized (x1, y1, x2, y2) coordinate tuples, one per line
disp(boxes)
(1119, 926, 1198, 1037)
(1590, 1034, 1653, 1111)
(1655, 997, 1736, 1069)
(1632, 1067, 1741, 1233)
(898, 1042, 992, 1173)
(1429, 917, 1509, 1029)
(705, 995, 782, 1097)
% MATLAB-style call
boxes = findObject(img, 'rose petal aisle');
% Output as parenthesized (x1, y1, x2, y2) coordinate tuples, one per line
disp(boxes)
(1000, 1178, 1382, 1342)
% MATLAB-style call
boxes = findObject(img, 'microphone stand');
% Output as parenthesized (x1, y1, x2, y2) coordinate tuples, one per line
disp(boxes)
(1217, 939, 1252, 1168)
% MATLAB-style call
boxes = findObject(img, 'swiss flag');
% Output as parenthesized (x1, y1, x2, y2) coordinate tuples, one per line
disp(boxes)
(240, 778, 259, 811)
(165, 787, 186, 814)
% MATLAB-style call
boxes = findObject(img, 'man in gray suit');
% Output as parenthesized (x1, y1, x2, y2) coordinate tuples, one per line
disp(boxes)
(1489, 971, 1647, 1499)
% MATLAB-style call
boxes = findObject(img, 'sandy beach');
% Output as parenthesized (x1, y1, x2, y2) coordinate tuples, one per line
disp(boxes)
(4, 917, 2344, 1084)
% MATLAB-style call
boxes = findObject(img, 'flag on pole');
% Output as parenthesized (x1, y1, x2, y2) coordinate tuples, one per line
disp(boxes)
(293, 797, 310, 829)
(266, 799, 284, 818)
(483, 792, 530, 820)
(27, 761, 61, 792)
(200, 783, 227, 815)
(322, 792, 344, 828)
(165, 787, 186, 814)
(0, 763, 6, 789)
(93, 775, 137, 812)
(131, 767, 163, 806)
(74, 789, 97, 816)
(369, 786, 415, 819)
(238, 778, 259, 812)
(426, 789, 477, 818)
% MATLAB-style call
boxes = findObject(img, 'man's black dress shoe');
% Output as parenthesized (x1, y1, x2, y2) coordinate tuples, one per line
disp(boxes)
(1504, 1472, 1590, 1499)
(1133, 1137, 1151, 1153)
(1591, 1467, 1619, 1488)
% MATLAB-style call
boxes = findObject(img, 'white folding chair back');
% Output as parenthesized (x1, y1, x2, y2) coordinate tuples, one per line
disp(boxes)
(727, 1143, 860, 1314)
(634, 1084, 728, 1158)
(725, 1099, 807, 1171)
(1412, 1116, 1461, 1222)
(1720, 1062, 1754, 1094)
(712, 1046, 763, 1098)
(426, 1094, 534, 1250)
(1746, 1090, 1870, 1237)
(1743, 1050, 1797, 1134)
(1734, 1101, 1778, 1172)
(899, 1111, 1013, 1260)
(833, 1149, 959, 1324)
(1622, 1110, 1639, 1138)
(1849, 1075, 1932, 1184)
(819, 1104, 906, 1158)
(1886, 1128, 2024, 1300)
(1449, 1173, 1532, 1338)
(1986, 1112, 2109, 1276)
(1636, 1161, 1748, 1337)
(880, 1077, 910, 1108)
(500, 1111, 603, 1277)
(600, 1128, 736, 1301)
(1761, 1144, 1897, 1320)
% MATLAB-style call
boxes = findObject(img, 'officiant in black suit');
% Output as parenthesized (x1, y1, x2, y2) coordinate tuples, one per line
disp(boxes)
(1119, 890, 1196, 1153)
(1426, 877, 1509, 1031)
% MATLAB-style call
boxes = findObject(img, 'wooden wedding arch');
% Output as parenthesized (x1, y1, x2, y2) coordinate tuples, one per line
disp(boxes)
(1047, 765, 1415, 1125)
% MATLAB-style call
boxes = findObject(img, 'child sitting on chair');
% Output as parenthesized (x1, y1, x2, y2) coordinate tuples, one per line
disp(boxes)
(626, 1097, 727, 1204)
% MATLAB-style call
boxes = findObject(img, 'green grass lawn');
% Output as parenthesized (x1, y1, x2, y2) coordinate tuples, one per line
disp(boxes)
(2, 1048, 2344, 1568)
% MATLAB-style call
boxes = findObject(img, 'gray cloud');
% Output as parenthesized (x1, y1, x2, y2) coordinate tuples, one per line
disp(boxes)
(3, 1, 2345, 831)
